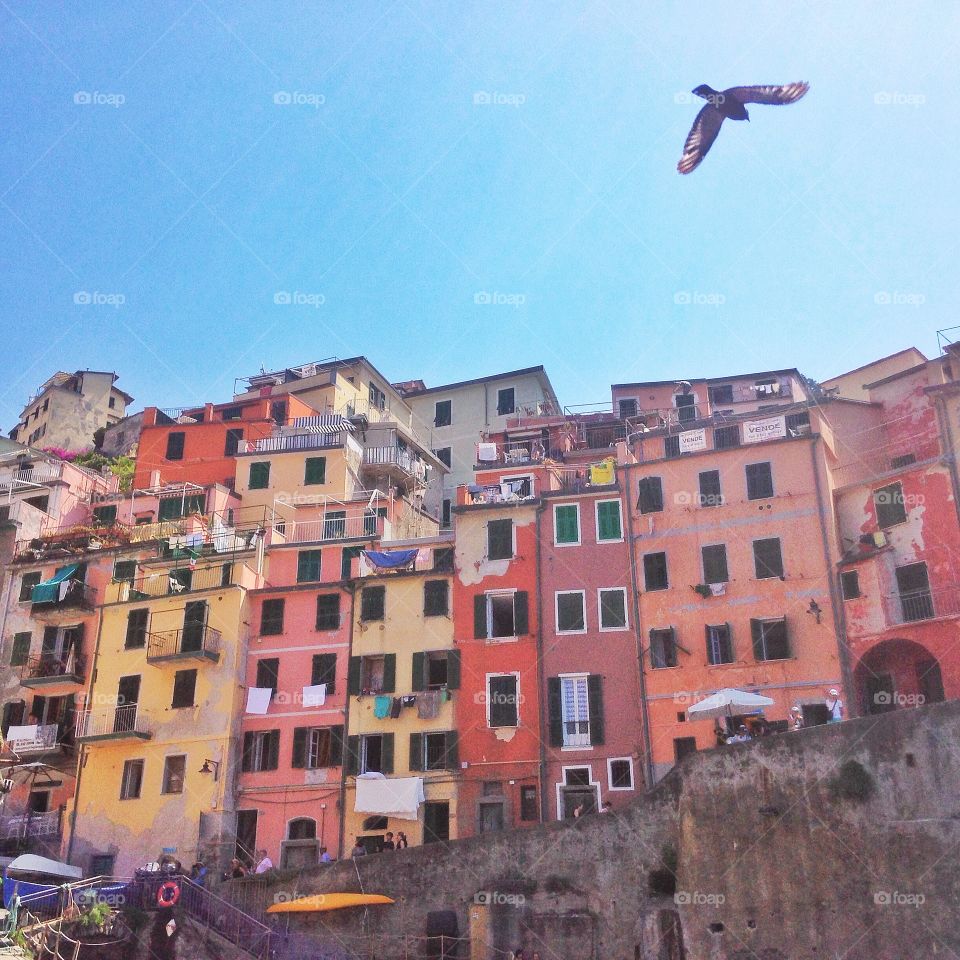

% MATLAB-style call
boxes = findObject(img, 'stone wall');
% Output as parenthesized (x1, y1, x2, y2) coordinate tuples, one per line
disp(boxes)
(228, 701, 960, 960)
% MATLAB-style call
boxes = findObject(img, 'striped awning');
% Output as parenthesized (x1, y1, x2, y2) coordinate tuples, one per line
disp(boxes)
(292, 415, 354, 435)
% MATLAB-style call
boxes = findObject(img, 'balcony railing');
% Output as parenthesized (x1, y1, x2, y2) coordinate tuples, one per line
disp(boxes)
(111, 563, 233, 602)
(30, 580, 96, 614)
(464, 477, 538, 505)
(246, 431, 347, 454)
(286, 513, 386, 544)
(888, 586, 960, 624)
(128, 518, 187, 543)
(20, 651, 86, 687)
(0, 809, 61, 840)
(146, 625, 221, 663)
(0, 464, 62, 491)
(5, 723, 59, 756)
(75, 703, 150, 741)
(362, 446, 428, 479)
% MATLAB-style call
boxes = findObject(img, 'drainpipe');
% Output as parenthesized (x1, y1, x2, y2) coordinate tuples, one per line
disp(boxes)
(619, 463, 654, 790)
(809, 437, 853, 705)
(337, 583, 357, 861)
(932, 394, 960, 529)
(534, 502, 548, 823)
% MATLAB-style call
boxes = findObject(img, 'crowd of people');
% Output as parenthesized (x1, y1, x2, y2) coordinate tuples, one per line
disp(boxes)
(717, 688, 845, 745)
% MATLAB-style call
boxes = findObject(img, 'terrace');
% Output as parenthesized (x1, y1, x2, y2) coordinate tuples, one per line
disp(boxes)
(74, 703, 151, 743)
(146, 624, 222, 664)
(29, 570, 95, 618)
(19, 649, 86, 694)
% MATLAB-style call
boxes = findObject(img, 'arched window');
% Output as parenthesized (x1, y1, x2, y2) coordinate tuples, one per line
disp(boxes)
(287, 817, 317, 840)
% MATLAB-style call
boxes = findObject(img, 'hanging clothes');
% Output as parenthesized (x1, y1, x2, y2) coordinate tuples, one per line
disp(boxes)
(416, 690, 441, 720)
(590, 459, 616, 485)
(390, 697, 403, 719)
(373, 695, 392, 719)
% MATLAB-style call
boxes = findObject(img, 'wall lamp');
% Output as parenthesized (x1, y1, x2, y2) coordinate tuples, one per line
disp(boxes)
(199, 759, 221, 781)
(807, 600, 823, 624)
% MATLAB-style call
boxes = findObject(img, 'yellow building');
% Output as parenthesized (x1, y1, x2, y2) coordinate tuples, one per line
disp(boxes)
(342, 536, 459, 851)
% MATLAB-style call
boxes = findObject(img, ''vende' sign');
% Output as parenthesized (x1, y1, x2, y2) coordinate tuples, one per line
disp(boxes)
(742, 416, 787, 444)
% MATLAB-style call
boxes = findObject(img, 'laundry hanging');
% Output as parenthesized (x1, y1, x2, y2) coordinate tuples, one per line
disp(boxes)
(362, 549, 418, 569)
(245, 687, 272, 715)
(302, 684, 326, 707)
(373, 695, 392, 719)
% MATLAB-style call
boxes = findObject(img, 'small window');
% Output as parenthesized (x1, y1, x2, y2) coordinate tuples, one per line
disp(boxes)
(248, 462, 271, 490)
(316, 593, 341, 630)
(424, 580, 449, 616)
(705, 624, 733, 665)
(664, 435, 681, 459)
(487, 519, 513, 561)
(608, 758, 634, 790)
(751, 618, 790, 661)
(643, 552, 669, 591)
(125, 609, 149, 649)
(488, 674, 519, 727)
(840, 570, 860, 600)
(477, 591, 528, 640)
(556, 591, 586, 633)
(702, 544, 729, 584)
(113, 559, 136, 583)
(746, 462, 774, 500)
(618, 398, 638, 419)
(433, 548, 455, 572)
(171, 669, 197, 709)
(260, 598, 285, 636)
(598, 588, 628, 630)
(304, 457, 326, 485)
(753, 538, 784, 579)
(497, 387, 515, 416)
(165, 432, 185, 461)
(595, 500, 622, 541)
(161, 755, 186, 794)
(361, 585, 385, 621)
(874, 482, 907, 528)
(519, 785, 539, 820)
(19, 572, 42, 602)
(360, 734, 386, 774)
(649, 628, 677, 669)
(360, 655, 387, 692)
(120, 759, 144, 800)
(224, 428, 244, 456)
(441, 499, 452, 529)
(434, 447, 452, 468)
(423, 732, 452, 771)
(554, 504, 580, 545)
(311, 654, 337, 693)
(698, 470, 722, 507)
(242, 731, 280, 772)
(709, 384, 734, 405)
(297, 550, 321, 583)
(10, 632, 31, 667)
(434, 400, 452, 427)
(255, 658, 279, 696)
(293, 727, 334, 769)
(638, 477, 663, 514)
(92, 504, 118, 527)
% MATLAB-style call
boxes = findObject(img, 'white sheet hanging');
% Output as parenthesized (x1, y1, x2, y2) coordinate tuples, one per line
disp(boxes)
(302, 684, 327, 707)
(354, 774, 425, 820)
(245, 687, 273, 715)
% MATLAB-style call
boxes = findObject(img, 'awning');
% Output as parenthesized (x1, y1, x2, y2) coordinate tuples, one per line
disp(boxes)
(362, 549, 418, 570)
(267, 893, 394, 915)
(292, 415, 354, 435)
(6, 854, 83, 881)
(354, 774, 424, 820)
(686, 688, 775, 720)
(30, 564, 81, 604)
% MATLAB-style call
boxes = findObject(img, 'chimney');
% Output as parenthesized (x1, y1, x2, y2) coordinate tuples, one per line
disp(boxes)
(204, 403, 215, 422)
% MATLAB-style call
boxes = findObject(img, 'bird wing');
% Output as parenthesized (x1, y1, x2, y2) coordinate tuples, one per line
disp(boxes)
(677, 104, 724, 175)
(724, 82, 809, 105)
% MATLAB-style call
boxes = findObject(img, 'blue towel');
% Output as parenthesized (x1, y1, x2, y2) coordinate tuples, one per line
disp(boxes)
(373, 695, 391, 718)
(363, 549, 418, 569)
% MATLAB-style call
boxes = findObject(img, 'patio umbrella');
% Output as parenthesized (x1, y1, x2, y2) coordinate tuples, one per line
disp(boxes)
(686, 688, 775, 719)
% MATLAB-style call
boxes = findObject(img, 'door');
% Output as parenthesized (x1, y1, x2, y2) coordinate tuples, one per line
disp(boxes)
(115, 675, 141, 731)
(423, 801, 450, 844)
(675, 393, 696, 422)
(324, 511, 346, 539)
(865, 674, 895, 714)
(478, 801, 505, 833)
(182, 601, 207, 652)
(896, 563, 934, 621)
(235, 809, 258, 866)
(916, 658, 945, 704)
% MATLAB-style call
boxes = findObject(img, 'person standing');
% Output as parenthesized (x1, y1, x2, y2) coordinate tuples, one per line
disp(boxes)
(253, 849, 273, 873)
(351, 838, 367, 858)
(381, 832, 395, 851)
(395, 832, 409, 849)
(790, 706, 804, 730)
(826, 688, 844, 723)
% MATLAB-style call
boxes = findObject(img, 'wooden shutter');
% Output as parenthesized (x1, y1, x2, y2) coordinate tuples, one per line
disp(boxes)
(411, 652, 426, 692)
(474, 595, 487, 638)
(409, 733, 424, 771)
(587, 674, 605, 745)
(265, 731, 280, 771)
(446, 650, 461, 690)
(381, 654, 396, 693)
(597, 501, 621, 540)
(380, 733, 394, 775)
(329, 726, 344, 767)
(241, 732, 255, 772)
(311, 653, 337, 694)
(547, 677, 563, 747)
(292, 727, 308, 768)
(1, 700, 25, 735)
(514, 591, 529, 636)
(444, 730, 459, 770)
(347, 656, 362, 696)
(345, 735, 360, 775)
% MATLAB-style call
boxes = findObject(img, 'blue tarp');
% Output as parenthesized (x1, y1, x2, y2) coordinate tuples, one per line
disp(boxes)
(363, 549, 418, 569)
(30, 563, 81, 604)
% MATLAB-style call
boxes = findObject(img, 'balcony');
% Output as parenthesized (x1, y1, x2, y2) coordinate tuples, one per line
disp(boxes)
(75, 704, 151, 743)
(5, 723, 60, 757)
(463, 477, 538, 506)
(245, 431, 347, 454)
(30, 579, 96, 619)
(887, 586, 960, 625)
(146, 625, 221, 664)
(362, 446, 428, 482)
(0, 464, 62, 492)
(0, 809, 62, 841)
(285, 512, 386, 544)
(109, 563, 235, 603)
(20, 652, 86, 695)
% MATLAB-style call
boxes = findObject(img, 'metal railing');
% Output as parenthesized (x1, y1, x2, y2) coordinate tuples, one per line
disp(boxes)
(179, 876, 273, 960)
(287, 512, 385, 543)
(0, 809, 61, 840)
(464, 477, 538, 505)
(127, 518, 187, 543)
(0, 464, 62, 490)
(362, 445, 428, 479)
(146, 624, 222, 661)
(75, 703, 149, 740)
(888, 586, 960, 624)
(246, 432, 346, 454)
(5, 723, 59, 755)
(31, 580, 96, 612)
(20, 651, 86, 684)
(110, 563, 233, 601)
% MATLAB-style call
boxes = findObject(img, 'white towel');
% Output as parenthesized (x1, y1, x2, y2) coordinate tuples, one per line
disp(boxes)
(709, 583, 726, 596)
(477, 442, 498, 462)
(302, 684, 326, 707)
(354, 775, 425, 820)
(6, 724, 38, 742)
(245, 687, 272, 715)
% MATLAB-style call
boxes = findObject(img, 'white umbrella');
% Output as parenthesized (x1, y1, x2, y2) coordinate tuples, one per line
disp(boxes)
(686, 688, 775, 719)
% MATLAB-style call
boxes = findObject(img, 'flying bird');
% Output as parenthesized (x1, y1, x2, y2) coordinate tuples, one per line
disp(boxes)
(677, 82, 809, 174)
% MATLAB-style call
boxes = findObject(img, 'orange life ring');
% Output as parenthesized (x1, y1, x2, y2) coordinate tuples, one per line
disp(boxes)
(157, 880, 181, 907)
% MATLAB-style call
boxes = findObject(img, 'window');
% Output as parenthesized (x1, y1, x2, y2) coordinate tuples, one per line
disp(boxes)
(896, 562, 934, 621)
(751, 618, 790, 660)
(675, 393, 696, 422)
(24, 494, 49, 513)
(125, 609, 149, 649)
(705, 623, 733, 665)
(714, 424, 740, 449)
(288, 818, 318, 840)
(255, 658, 279, 697)
(316, 594, 341, 630)
(753, 538, 784, 579)
(222, 407, 242, 421)
(360, 585, 385, 621)
(840, 570, 860, 600)
(497, 387, 515, 416)
(643, 552, 669, 591)
(311, 653, 337, 693)
(674, 737, 698, 762)
(554, 504, 580, 545)
(368, 383, 387, 411)
(409, 731, 458, 771)
(475, 591, 528, 640)
(171, 669, 197, 708)
(874, 482, 907, 528)
(698, 470, 722, 507)
(434, 400, 452, 427)
(702, 544, 729, 584)
(441, 499, 451, 529)
(161, 755, 187, 793)
(608, 758, 634, 790)
(360, 733, 392, 774)
(709, 384, 734, 404)
(595, 500, 623, 542)
(664, 435, 681, 459)
(423, 579, 449, 616)
(598, 588, 628, 630)
(347, 653, 396, 695)
(520, 785, 539, 820)
(434, 447, 452, 468)
(487, 674, 519, 727)
(10, 632, 31, 667)
(248, 462, 270, 490)
(746, 462, 774, 500)
(292, 726, 343, 769)
(297, 550, 321, 583)
(637, 477, 663, 514)
(241, 731, 280, 772)
(165, 432, 185, 461)
(108, 396, 116, 409)
(411, 650, 460, 691)
(618, 398, 638, 419)
(433, 547, 455, 572)
(556, 591, 586, 633)
(19, 572, 41, 602)
(304, 457, 326, 485)
(224, 428, 244, 456)
(120, 759, 144, 800)
(487, 519, 513, 561)
(92, 504, 117, 526)
(560, 675, 590, 746)
(649, 628, 677, 669)
(260, 599, 284, 636)
(113, 559, 136, 583)
(341, 545, 362, 580)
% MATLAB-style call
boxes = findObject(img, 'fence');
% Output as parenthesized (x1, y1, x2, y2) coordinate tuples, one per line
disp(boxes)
(21, 650, 86, 684)
(112, 562, 234, 601)
(0, 809, 61, 840)
(286, 512, 385, 543)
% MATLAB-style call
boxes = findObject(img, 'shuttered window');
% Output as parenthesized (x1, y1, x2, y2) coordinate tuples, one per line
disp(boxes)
(554, 504, 579, 545)
(304, 457, 326, 485)
(260, 599, 284, 636)
(637, 477, 663, 514)
(310, 654, 337, 694)
(595, 500, 622, 541)
(315, 594, 341, 630)
(487, 675, 519, 727)
(702, 544, 729, 584)
(248, 462, 271, 490)
(746, 462, 774, 500)
(423, 580, 449, 616)
(487, 519, 513, 561)
(751, 618, 789, 661)
(297, 550, 321, 583)
(753, 538, 784, 579)
(360, 586, 385, 621)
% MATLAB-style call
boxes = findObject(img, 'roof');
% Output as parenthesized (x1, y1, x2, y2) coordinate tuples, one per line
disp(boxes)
(823, 347, 927, 385)
(6, 854, 83, 879)
(863, 358, 938, 390)
(398, 365, 553, 397)
(612, 368, 802, 390)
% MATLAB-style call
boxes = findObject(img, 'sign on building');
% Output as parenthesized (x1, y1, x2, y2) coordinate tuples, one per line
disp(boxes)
(743, 416, 787, 444)
(678, 428, 707, 453)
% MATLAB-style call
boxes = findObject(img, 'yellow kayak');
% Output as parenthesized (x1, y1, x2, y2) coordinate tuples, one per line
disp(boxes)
(267, 893, 395, 914)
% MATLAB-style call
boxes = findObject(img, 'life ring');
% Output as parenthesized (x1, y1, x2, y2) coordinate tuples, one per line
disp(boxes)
(157, 880, 181, 907)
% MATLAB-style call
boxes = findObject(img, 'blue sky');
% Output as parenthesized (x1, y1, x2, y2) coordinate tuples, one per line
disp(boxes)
(1, 1, 957, 430)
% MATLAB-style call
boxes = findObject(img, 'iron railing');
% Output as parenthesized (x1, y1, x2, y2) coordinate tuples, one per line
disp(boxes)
(0, 464, 62, 490)
(888, 586, 960, 624)
(110, 563, 233, 602)
(247, 432, 347, 454)
(146, 625, 222, 662)
(30, 580, 96, 613)
(75, 704, 149, 740)
(464, 477, 538, 505)
(5, 723, 59, 755)
(287, 512, 385, 543)
(0, 809, 61, 840)
(20, 651, 86, 684)
(362, 445, 428, 479)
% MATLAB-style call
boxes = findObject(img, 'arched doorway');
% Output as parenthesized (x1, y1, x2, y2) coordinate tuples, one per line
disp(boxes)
(854, 639, 944, 714)
(281, 818, 319, 869)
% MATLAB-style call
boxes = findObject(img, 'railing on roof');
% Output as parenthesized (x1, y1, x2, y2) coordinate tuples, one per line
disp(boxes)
(0, 809, 62, 841)
(246, 431, 348, 454)
(464, 476, 538, 505)
(283, 511, 387, 544)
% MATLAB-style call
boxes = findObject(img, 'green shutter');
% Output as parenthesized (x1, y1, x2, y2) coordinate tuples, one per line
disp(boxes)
(312, 653, 337, 694)
(241, 732, 254, 772)
(587, 674, 605, 745)
(750, 619, 764, 659)
(445, 730, 459, 770)
(409, 733, 424, 771)
(381, 654, 396, 694)
(514, 591, 529, 636)
(446, 650, 461, 690)
(249, 462, 270, 490)
(380, 733, 394, 775)
(93, 505, 118, 526)
(329, 725, 344, 767)
(347, 656, 362, 695)
(411, 652, 426, 692)
(292, 728, 307, 768)
(555, 505, 579, 544)
(487, 519, 513, 560)
(548, 677, 563, 747)
(597, 501, 622, 541)
(10, 632, 31, 667)
(304, 457, 326, 485)
(474, 595, 487, 638)
(345, 735, 360, 775)
(297, 550, 321, 583)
